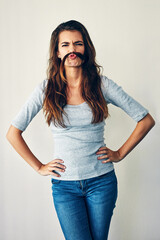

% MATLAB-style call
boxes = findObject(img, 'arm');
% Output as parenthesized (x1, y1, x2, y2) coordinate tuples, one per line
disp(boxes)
(96, 113, 155, 163)
(6, 125, 43, 171)
(98, 76, 155, 162)
(6, 80, 66, 177)
(6, 125, 65, 176)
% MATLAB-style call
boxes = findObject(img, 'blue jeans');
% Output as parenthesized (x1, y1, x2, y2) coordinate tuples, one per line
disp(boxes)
(51, 170, 118, 240)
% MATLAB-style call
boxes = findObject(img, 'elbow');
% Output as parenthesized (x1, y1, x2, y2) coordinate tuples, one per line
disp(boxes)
(138, 113, 156, 131)
(149, 120, 155, 132)
(148, 113, 156, 129)
(6, 125, 23, 143)
(6, 128, 11, 141)
(6, 133, 9, 141)
(151, 118, 156, 128)
(6, 127, 14, 144)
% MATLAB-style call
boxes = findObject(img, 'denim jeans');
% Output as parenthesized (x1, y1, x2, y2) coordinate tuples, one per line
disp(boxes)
(51, 170, 118, 240)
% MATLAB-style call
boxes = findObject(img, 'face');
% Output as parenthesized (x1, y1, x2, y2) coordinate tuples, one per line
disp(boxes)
(57, 30, 85, 68)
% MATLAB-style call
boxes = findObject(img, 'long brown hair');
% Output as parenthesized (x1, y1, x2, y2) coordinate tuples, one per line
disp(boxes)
(43, 20, 109, 128)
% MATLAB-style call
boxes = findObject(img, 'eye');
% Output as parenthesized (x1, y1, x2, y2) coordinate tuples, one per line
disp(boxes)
(62, 43, 83, 47)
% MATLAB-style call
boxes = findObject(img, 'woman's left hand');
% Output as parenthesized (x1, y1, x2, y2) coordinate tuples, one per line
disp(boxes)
(96, 146, 122, 163)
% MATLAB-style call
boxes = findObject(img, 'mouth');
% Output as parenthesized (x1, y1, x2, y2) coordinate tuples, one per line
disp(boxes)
(69, 53, 77, 60)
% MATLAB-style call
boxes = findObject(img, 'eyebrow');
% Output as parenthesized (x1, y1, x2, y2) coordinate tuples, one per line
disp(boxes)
(61, 41, 84, 45)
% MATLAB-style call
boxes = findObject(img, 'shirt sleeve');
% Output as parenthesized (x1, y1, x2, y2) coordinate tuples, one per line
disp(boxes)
(11, 79, 48, 131)
(101, 75, 149, 122)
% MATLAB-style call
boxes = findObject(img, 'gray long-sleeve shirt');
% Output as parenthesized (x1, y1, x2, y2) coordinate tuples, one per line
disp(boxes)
(11, 75, 149, 180)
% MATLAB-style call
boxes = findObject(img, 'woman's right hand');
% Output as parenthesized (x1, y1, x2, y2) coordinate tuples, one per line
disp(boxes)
(38, 159, 66, 177)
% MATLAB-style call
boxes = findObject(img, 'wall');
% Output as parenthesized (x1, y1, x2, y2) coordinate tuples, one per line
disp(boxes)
(1, 0, 160, 239)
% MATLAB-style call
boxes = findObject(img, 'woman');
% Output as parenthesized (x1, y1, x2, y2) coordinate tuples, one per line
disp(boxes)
(6, 20, 155, 240)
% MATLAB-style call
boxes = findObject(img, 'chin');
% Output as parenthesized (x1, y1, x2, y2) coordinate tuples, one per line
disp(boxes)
(65, 61, 83, 67)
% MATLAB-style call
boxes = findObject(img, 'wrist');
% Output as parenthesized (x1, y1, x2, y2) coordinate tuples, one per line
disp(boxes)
(117, 149, 125, 161)
(36, 163, 44, 174)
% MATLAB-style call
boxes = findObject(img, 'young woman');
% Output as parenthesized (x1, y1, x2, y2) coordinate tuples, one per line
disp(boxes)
(6, 20, 155, 240)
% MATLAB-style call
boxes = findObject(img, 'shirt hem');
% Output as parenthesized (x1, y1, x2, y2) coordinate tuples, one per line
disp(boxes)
(51, 165, 114, 181)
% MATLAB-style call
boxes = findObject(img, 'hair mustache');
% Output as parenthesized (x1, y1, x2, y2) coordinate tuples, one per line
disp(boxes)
(61, 51, 86, 66)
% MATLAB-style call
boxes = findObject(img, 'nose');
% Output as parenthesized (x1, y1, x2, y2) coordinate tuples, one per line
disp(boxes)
(68, 43, 76, 53)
